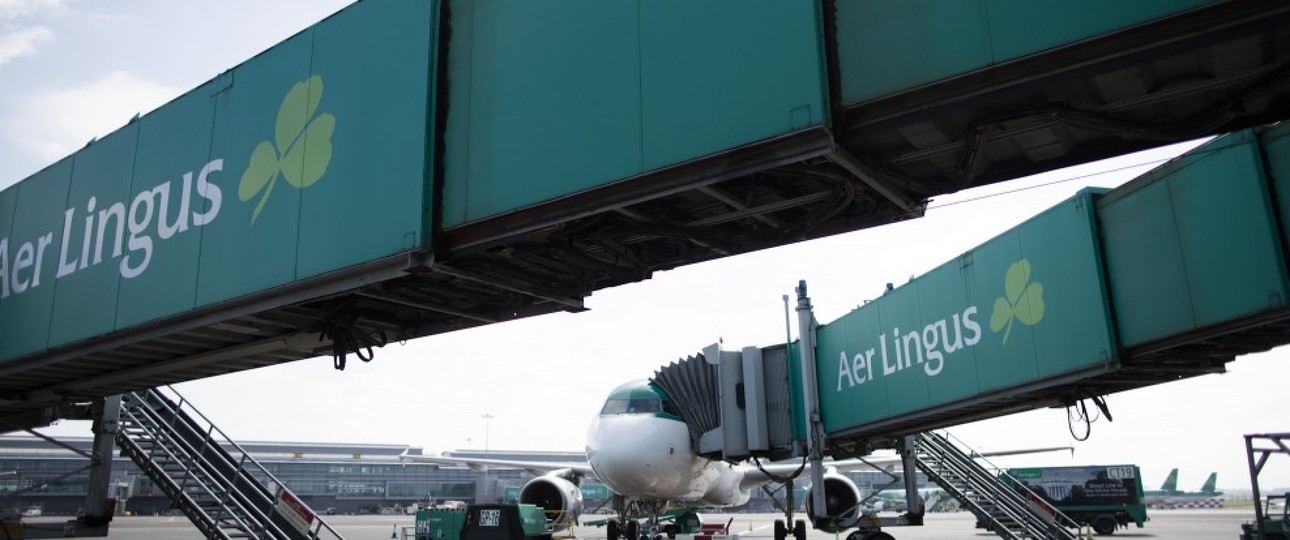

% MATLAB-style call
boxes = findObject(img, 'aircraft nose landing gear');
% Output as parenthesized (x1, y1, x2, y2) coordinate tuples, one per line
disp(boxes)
(772, 519, 807, 540)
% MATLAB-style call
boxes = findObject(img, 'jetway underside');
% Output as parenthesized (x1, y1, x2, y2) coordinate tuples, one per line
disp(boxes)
(6, 1, 1290, 432)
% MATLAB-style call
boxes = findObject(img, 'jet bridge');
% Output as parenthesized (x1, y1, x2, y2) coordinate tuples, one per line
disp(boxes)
(5, 0, 1290, 434)
(655, 123, 1290, 538)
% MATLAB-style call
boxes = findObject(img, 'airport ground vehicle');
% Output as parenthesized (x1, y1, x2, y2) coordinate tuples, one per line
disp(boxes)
(981, 465, 1148, 536)
(1241, 433, 1290, 540)
(1240, 493, 1290, 540)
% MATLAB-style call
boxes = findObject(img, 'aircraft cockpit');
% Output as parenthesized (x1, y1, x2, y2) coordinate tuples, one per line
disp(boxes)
(599, 380, 682, 418)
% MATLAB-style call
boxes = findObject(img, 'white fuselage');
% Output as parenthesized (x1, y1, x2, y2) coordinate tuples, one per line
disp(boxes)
(585, 413, 750, 506)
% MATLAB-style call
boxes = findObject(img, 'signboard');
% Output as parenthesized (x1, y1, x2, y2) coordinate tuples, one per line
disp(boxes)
(274, 489, 315, 535)
(0, 0, 438, 363)
(1008, 465, 1140, 507)
(815, 190, 1117, 434)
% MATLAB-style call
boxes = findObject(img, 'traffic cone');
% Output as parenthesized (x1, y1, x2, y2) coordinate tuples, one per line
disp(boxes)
(392, 524, 398, 539)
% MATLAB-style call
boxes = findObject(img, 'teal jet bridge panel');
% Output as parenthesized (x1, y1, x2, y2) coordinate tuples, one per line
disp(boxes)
(0, 159, 72, 360)
(815, 191, 1117, 435)
(440, 0, 827, 228)
(0, 0, 438, 364)
(836, 0, 1220, 105)
(1098, 129, 1290, 349)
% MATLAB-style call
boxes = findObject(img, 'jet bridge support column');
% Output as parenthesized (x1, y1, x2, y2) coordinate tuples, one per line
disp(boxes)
(898, 436, 924, 519)
(794, 281, 828, 527)
(79, 396, 120, 532)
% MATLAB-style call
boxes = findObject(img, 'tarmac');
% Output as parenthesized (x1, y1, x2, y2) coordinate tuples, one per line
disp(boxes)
(17, 509, 1256, 539)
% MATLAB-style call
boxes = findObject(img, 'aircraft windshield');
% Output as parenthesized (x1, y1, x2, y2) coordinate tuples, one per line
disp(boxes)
(599, 381, 682, 417)
(600, 398, 662, 415)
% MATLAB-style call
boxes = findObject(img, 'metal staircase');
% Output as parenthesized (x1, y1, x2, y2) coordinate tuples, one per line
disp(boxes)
(117, 387, 344, 540)
(913, 432, 1080, 540)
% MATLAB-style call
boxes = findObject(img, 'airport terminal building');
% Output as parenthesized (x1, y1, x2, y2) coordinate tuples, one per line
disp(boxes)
(0, 436, 532, 516)
(0, 436, 924, 516)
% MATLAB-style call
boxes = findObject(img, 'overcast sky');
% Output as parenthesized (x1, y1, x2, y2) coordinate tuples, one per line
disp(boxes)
(2, 1, 1287, 493)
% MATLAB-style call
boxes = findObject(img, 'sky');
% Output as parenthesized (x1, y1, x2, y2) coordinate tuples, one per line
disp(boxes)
(2, 1, 1288, 494)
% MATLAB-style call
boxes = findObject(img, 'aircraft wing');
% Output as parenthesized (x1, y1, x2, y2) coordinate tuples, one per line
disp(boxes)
(398, 451, 596, 478)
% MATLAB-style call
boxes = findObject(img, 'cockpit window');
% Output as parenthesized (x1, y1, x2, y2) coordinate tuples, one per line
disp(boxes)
(600, 399, 629, 415)
(599, 381, 682, 419)
(600, 398, 662, 415)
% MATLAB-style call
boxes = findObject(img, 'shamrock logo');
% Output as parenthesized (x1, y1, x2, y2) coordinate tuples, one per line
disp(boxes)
(238, 74, 337, 224)
(989, 259, 1045, 345)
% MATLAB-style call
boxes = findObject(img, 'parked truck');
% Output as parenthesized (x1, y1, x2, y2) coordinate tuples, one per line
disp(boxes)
(981, 465, 1148, 536)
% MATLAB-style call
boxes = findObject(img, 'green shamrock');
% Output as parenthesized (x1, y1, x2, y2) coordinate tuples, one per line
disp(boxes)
(989, 259, 1045, 345)
(238, 74, 337, 224)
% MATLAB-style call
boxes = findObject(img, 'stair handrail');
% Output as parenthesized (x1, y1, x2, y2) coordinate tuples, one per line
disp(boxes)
(936, 430, 1081, 531)
(130, 391, 300, 540)
(127, 391, 299, 540)
(148, 386, 347, 540)
(922, 432, 1067, 538)
(914, 435, 1041, 539)
(125, 394, 279, 528)
(118, 404, 259, 538)
(929, 431, 1081, 537)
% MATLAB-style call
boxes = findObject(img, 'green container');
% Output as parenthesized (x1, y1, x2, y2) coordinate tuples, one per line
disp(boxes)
(1098, 129, 1290, 348)
(460, 504, 547, 540)
(417, 509, 466, 540)
(816, 190, 1117, 435)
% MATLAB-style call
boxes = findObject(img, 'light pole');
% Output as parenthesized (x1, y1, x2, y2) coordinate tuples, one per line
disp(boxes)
(481, 414, 494, 457)
(481, 413, 494, 503)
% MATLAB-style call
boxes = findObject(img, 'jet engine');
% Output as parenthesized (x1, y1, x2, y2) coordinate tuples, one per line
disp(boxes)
(519, 470, 583, 531)
(804, 471, 862, 534)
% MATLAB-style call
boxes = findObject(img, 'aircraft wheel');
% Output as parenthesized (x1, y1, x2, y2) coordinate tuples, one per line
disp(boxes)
(1092, 515, 1117, 535)
(793, 520, 807, 540)
(662, 524, 679, 539)
(863, 533, 895, 540)
(607, 519, 620, 540)
(773, 520, 787, 540)
(844, 531, 866, 540)
(625, 520, 639, 540)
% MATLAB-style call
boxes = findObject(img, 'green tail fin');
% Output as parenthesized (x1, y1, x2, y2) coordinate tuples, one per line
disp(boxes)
(1201, 472, 1217, 493)
(1161, 468, 1179, 491)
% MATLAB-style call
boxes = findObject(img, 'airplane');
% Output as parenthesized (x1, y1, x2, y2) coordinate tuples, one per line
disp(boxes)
(1143, 469, 1223, 507)
(400, 379, 1071, 540)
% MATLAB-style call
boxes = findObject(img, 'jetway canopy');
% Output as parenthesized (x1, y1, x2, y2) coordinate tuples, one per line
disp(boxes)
(4, 0, 1290, 429)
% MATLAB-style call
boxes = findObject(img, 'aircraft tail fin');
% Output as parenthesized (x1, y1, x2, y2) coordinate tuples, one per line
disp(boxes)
(1161, 468, 1179, 491)
(1201, 472, 1218, 493)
